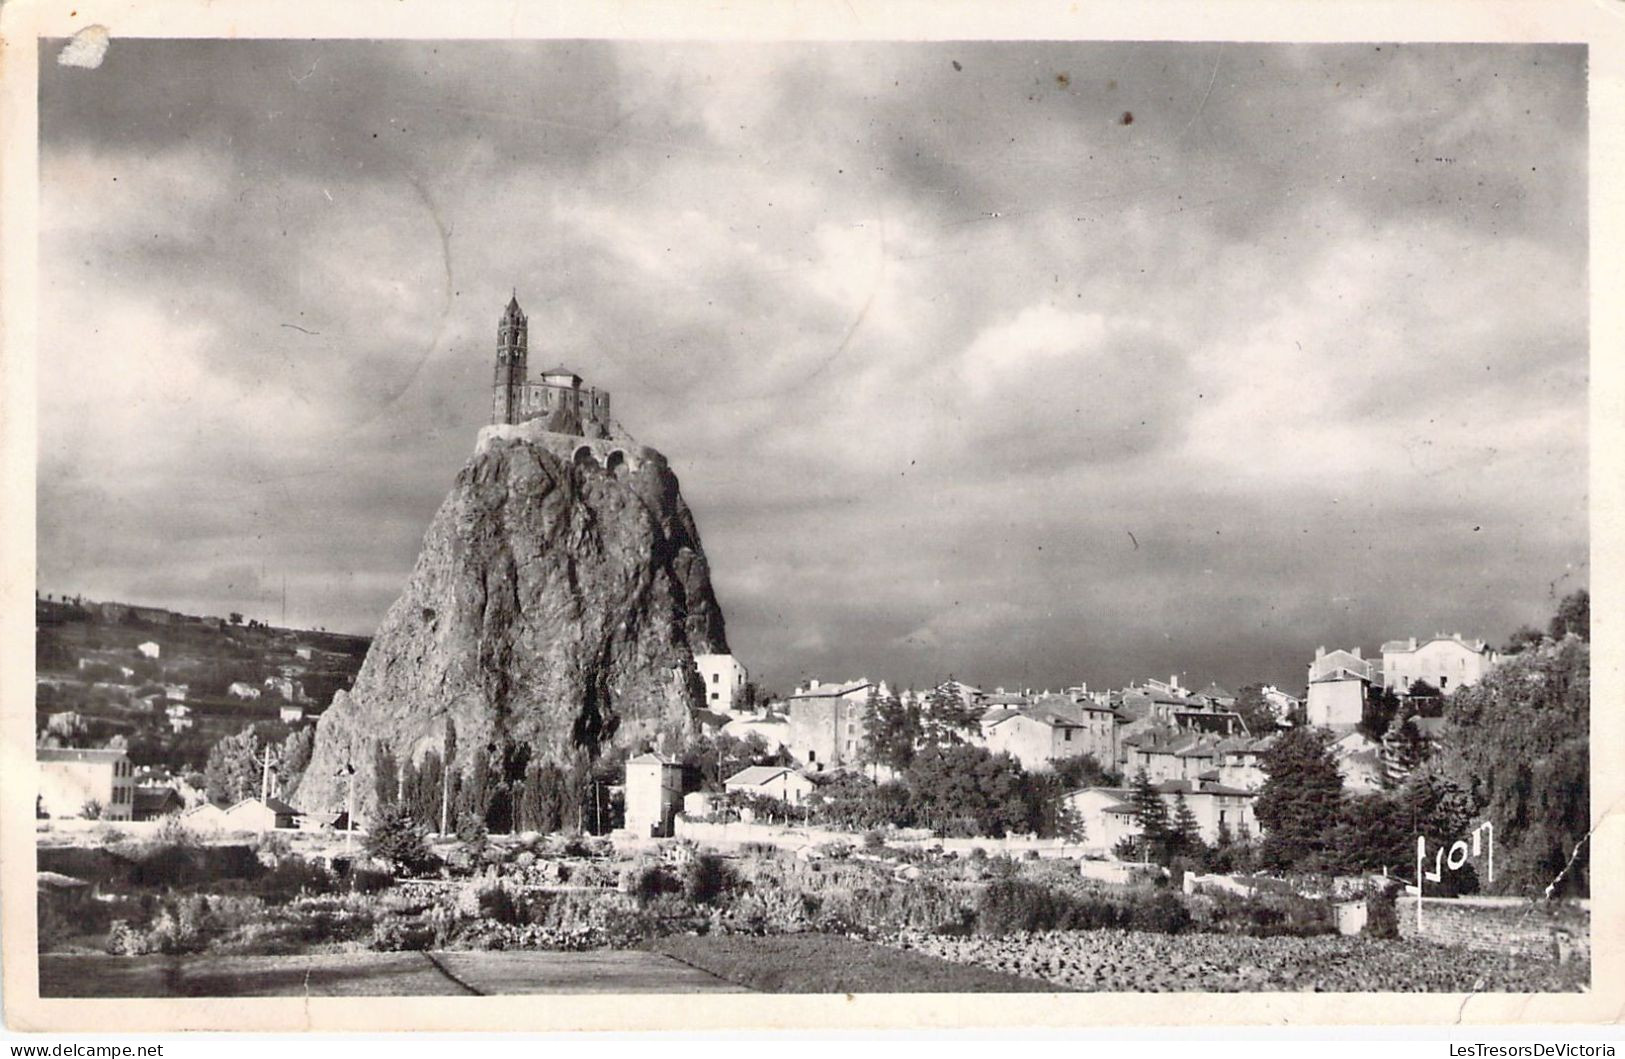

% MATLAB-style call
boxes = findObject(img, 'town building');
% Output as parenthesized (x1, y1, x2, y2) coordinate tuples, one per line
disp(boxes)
(723, 765, 816, 806)
(490, 295, 613, 435)
(624, 752, 685, 838)
(279, 704, 306, 724)
(1380, 634, 1499, 695)
(1067, 778, 1259, 856)
(224, 797, 303, 832)
(1064, 787, 1141, 856)
(694, 653, 749, 713)
(1305, 646, 1375, 728)
(786, 679, 874, 771)
(37, 747, 135, 821)
(979, 695, 1118, 772)
(166, 703, 194, 732)
(1257, 685, 1300, 725)
(227, 682, 262, 700)
(181, 802, 229, 832)
(1329, 730, 1386, 794)
(132, 786, 185, 821)
(137, 640, 161, 659)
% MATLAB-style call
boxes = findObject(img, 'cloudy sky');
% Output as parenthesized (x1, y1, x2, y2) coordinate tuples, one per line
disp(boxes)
(37, 40, 1587, 696)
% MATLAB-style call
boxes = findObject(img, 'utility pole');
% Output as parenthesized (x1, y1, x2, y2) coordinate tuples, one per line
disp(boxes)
(440, 759, 452, 836)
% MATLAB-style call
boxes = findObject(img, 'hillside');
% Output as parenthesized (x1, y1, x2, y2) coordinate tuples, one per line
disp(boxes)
(34, 595, 369, 772)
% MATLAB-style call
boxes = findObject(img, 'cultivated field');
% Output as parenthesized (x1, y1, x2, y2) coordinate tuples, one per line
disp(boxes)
(890, 929, 1590, 992)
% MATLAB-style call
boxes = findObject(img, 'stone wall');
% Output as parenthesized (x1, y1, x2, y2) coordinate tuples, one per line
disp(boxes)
(1396, 896, 1589, 963)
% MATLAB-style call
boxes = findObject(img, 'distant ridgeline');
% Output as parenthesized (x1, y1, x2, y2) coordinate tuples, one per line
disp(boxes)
(34, 594, 369, 654)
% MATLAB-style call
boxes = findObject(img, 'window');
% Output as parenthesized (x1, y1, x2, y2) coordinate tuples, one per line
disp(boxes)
(1065, 729, 1074, 742)
(712, 673, 719, 683)
(710, 692, 719, 701)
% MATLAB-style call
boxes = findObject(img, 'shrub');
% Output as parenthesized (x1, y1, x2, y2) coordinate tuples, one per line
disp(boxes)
(682, 853, 735, 905)
(1364, 886, 1400, 940)
(257, 856, 334, 902)
(255, 830, 292, 860)
(348, 865, 394, 894)
(154, 816, 197, 849)
(364, 806, 435, 875)
(1129, 890, 1191, 934)
(630, 864, 681, 905)
(977, 878, 1066, 934)
(862, 830, 885, 851)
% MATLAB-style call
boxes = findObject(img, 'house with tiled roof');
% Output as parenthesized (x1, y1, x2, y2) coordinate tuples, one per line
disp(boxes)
(787, 679, 877, 771)
(625, 751, 685, 838)
(981, 694, 1119, 772)
(1380, 634, 1500, 696)
(1306, 646, 1375, 729)
(1066, 777, 1260, 855)
(723, 765, 816, 806)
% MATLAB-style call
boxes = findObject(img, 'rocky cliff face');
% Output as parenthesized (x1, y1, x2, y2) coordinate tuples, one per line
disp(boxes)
(294, 424, 727, 819)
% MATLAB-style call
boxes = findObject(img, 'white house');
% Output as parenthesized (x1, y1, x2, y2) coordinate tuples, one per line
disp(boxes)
(1305, 646, 1375, 729)
(1070, 778, 1259, 857)
(279, 704, 306, 724)
(165, 703, 193, 732)
(1329, 730, 1386, 794)
(624, 752, 685, 838)
(980, 696, 1118, 772)
(1064, 787, 1141, 856)
(137, 641, 161, 659)
(37, 747, 136, 820)
(1380, 634, 1499, 695)
(694, 653, 750, 713)
(227, 682, 262, 700)
(723, 765, 816, 806)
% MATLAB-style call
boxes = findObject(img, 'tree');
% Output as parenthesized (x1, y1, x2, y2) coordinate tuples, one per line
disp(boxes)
(919, 685, 981, 748)
(279, 727, 316, 794)
(228, 612, 243, 626)
(1170, 792, 1203, 858)
(904, 744, 1037, 837)
(1232, 684, 1280, 735)
(364, 804, 434, 875)
(1380, 710, 1432, 788)
(1549, 588, 1588, 642)
(1359, 685, 1401, 742)
(1255, 726, 1344, 871)
(1050, 753, 1120, 790)
(861, 689, 922, 771)
(203, 727, 264, 805)
(1439, 635, 1589, 896)
(1502, 624, 1546, 656)
(1129, 769, 1170, 864)
(372, 741, 400, 811)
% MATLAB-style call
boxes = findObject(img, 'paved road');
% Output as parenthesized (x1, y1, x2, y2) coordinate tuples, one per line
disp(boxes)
(39, 950, 750, 996)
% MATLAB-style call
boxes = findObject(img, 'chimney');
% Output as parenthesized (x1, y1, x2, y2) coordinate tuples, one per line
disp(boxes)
(1316, 646, 1325, 659)
(1353, 647, 1362, 659)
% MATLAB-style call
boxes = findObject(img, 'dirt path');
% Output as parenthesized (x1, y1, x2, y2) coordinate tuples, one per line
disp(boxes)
(39, 950, 751, 997)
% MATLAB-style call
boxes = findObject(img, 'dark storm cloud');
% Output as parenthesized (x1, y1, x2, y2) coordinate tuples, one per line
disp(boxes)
(38, 40, 1586, 693)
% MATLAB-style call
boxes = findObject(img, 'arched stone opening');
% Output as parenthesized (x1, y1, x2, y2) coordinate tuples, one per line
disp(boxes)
(606, 450, 628, 478)
(573, 445, 597, 469)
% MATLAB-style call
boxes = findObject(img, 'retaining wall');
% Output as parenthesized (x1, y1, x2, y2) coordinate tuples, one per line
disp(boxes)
(1396, 896, 1590, 963)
